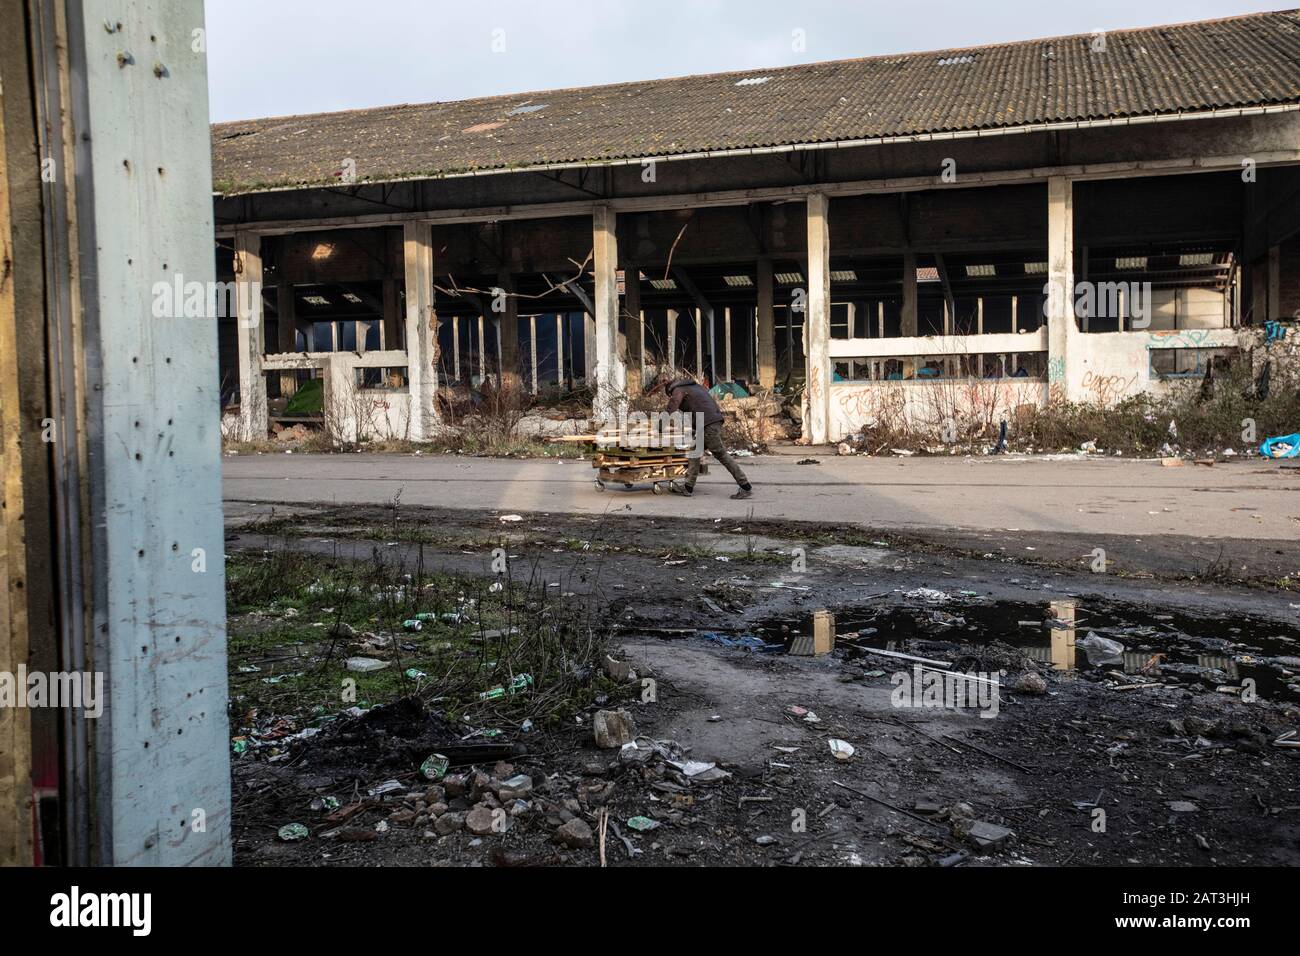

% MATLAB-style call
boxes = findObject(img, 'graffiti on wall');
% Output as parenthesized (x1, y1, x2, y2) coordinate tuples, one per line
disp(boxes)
(1078, 369, 1138, 404)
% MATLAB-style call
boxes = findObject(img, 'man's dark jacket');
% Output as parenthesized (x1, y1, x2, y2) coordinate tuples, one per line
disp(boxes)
(665, 378, 725, 428)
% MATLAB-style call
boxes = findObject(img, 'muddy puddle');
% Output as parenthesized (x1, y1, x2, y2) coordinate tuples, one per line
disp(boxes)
(748, 597, 1300, 701)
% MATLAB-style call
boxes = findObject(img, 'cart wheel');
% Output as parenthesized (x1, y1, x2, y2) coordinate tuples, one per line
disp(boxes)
(651, 482, 664, 495)
(594, 479, 606, 492)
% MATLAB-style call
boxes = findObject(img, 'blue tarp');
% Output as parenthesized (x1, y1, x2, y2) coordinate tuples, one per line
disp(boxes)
(1260, 434, 1300, 459)
(697, 631, 782, 652)
(709, 382, 750, 400)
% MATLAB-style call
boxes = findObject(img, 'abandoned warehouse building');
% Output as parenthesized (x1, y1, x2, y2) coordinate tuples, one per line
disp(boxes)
(210, 10, 1300, 446)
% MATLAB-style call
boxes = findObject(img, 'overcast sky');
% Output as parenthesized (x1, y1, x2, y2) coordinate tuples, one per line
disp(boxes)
(206, 0, 1285, 122)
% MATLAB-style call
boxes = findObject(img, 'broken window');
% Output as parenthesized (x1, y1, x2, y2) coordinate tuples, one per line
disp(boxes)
(831, 351, 1048, 382)
(355, 366, 408, 390)
(830, 301, 852, 339)
(1149, 347, 1236, 378)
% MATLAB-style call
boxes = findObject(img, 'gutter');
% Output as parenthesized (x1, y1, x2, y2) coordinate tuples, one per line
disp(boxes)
(215, 103, 1300, 198)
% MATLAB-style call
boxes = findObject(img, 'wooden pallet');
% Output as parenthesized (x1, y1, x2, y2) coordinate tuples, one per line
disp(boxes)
(551, 434, 703, 493)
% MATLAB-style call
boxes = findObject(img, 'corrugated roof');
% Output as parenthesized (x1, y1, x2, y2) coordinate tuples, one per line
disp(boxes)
(211, 10, 1300, 196)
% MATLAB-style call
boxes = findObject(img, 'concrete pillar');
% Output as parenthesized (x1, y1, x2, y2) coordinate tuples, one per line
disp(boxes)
(235, 230, 267, 442)
(901, 250, 918, 337)
(583, 313, 596, 380)
(556, 313, 565, 383)
(16, 0, 231, 865)
(529, 315, 538, 393)
(624, 266, 643, 395)
(382, 277, 401, 350)
(757, 257, 775, 388)
(403, 221, 438, 439)
(805, 194, 832, 444)
(1047, 176, 1076, 403)
(497, 271, 520, 392)
(452, 315, 461, 382)
(276, 281, 298, 398)
(478, 314, 487, 384)
(592, 205, 626, 421)
(724, 306, 733, 382)
(667, 309, 677, 373)
(694, 308, 704, 378)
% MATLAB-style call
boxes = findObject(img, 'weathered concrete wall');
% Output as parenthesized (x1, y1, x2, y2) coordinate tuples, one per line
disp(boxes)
(1069, 328, 1243, 404)
(830, 379, 1048, 442)
(825, 324, 1256, 440)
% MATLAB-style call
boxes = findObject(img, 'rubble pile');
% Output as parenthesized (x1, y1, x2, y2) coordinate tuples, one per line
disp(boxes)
(717, 391, 797, 445)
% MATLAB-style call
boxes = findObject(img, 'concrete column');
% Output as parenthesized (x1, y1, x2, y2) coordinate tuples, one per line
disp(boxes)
(556, 313, 565, 383)
(403, 221, 438, 439)
(276, 281, 298, 398)
(497, 271, 520, 392)
(26, 0, 231, 865)
(901, 250, 918, 337)
(529, 316, 538, 393)
(583, 313, 596, 380)
(452, 315, 461, 382)
(805, 194, 832, 444)
(694, 308, 704, 378)
(667, 309, 677, 372)
(235, 230, 267, 442)
(382, 277, 401, 350)
(478, 314, 487, 384)
(756, 257, 776, 388)
(724, 306, 733, 382)
(624, 266, 643, 395)
(592, 206, 626, 421)
(1047, 176, 1076, 403)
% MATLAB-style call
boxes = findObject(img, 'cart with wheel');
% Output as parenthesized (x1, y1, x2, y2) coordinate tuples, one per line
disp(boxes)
(552, 430, 705, 494)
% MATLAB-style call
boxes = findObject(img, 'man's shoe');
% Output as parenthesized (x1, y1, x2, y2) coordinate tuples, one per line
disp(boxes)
(730, 488, 753, 500)
(669, 482, 694, 497)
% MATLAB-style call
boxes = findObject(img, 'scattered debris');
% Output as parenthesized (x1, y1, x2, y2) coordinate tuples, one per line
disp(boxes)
(828, 738, 855, 761)
(1015, 670, 1048, 695)
(593, 709, 637, 749)
(277, 823, 309, 842)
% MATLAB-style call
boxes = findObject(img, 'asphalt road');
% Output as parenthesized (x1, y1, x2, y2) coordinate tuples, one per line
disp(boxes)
(222, 452, 1300, 542)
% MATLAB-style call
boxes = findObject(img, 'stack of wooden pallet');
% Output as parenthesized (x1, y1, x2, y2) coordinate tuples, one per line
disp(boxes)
(552, 428, 703, 493)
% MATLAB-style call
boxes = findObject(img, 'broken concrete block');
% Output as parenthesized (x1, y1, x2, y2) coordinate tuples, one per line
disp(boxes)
(554, 817, 594, 849)
(1015, 671, 1048, 695)
(442, 774, 468, 798)
(497, 774, 533, 801)
(965, 820, 1016, 852)
(466, 805, 497, 835)
(433, 812, 465, 835)
(469, 770, 493, 799)
(604, 654, 633, 682)
(593, 708, 637, 749)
